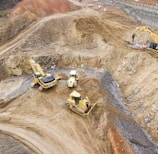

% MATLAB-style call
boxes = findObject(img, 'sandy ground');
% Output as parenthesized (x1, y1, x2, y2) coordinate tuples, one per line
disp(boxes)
(0, 70, 117, 153)
(0, 0, 158, 154)
(1, 69, 157, 154)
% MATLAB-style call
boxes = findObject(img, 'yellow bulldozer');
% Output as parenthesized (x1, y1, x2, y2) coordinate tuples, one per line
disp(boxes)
(132, 26, 158, 53)
(29, 59, 61, 91)
(66, 90, 97, 117)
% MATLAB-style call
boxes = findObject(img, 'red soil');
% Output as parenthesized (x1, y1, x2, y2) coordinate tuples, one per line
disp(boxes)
(108, 128, 135, 154)
(140, 0, 158, 2)
(10, 0, 80, 17)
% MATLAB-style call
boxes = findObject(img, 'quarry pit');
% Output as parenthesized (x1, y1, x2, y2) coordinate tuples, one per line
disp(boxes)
(0, 0, 158, 154)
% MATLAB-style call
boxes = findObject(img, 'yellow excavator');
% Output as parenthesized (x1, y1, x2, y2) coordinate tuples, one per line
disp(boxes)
(29, 59, 61, 91)
(132, 26, 158, 51)
(66, 90, 97, 117)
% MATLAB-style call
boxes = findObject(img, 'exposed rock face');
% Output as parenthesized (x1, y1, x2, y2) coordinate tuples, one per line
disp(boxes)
(0, 133, 32, 154)
(0, 0, 21, 10)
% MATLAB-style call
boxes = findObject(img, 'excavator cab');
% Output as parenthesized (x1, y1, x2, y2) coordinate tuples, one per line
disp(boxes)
(149, 42, 158, 50)
(40, 75, 56, 83)
(66, 90, 97, 117)
(29, 59, 61, 91)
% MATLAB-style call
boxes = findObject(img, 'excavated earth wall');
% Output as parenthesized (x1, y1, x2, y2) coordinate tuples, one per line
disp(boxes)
(101, 0, 158, 28)
(0, 0, 21, 10)
(0, 133, 32, 154)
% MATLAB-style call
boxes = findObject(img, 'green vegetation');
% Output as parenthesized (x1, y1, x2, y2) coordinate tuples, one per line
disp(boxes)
(0, 11, 4, 17)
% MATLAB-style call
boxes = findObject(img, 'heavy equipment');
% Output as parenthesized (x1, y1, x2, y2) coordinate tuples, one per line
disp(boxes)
(66, 90, 97, 117)
(132, 26, 158, 51)
(29, 59, 61, 91)
(67, 70, 78, 88)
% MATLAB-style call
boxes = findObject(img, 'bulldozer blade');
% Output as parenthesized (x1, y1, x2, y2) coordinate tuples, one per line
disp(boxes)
(85, 103, 97, 117)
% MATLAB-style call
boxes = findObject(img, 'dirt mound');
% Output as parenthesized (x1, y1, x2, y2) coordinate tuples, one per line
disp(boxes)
(10, 0, 80, 17)
(0, 9, 127, 77)
(0, 0, 80, 50)
(20, 13, 125, 49)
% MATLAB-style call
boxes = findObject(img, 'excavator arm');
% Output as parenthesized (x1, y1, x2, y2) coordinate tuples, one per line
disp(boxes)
(29, 59, 46, 77)
(148, 32, 158, 43)
(132, 26, 158, 44)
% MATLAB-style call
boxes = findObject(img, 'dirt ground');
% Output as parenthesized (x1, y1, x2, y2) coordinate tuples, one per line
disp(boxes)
(0, 0, 158, 154)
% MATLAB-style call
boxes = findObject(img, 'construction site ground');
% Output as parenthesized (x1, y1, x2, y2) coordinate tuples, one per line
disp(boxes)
(0, 0, 158, 154)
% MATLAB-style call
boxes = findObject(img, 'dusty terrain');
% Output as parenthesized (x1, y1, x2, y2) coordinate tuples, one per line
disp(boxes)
(0, 0, 158, 154)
